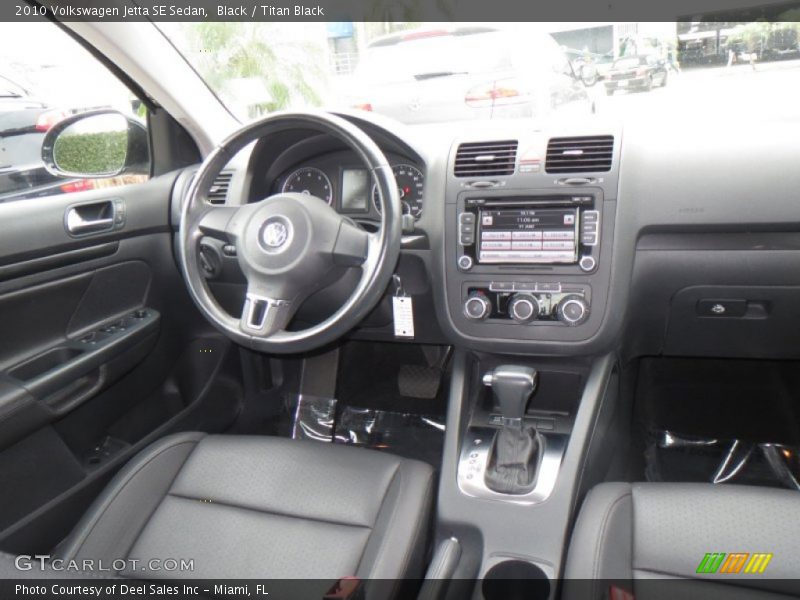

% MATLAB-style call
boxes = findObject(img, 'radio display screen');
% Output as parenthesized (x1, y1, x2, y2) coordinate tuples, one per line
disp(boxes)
(478, 208, 578, 264)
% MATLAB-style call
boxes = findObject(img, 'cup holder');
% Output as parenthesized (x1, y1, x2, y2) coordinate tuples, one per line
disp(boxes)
(482, 560, 550, 600)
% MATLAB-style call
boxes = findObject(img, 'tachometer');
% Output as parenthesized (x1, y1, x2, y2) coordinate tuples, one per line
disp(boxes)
(372, 164, 424, 219)
(281, 167, 333, 206)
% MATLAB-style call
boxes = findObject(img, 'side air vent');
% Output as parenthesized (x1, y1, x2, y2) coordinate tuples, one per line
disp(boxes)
(454, 140, 518, 177)
(545, 136, 614, 173)
(208, 171, 233, 204)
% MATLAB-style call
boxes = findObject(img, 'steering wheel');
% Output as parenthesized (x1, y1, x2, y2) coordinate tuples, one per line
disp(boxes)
(178, 111, 402, 354)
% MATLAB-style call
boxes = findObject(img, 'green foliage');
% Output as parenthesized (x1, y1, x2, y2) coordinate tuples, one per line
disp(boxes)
(725, 21, 798, 52)
(53, 131, 127, 175)
(183, 23, 326, 118)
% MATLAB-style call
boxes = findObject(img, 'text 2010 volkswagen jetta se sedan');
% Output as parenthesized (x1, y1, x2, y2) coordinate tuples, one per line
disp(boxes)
(1, 10, 800, 600)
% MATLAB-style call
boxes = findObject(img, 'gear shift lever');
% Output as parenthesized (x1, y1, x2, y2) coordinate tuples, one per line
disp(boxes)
(483, 366, 538, 428)
(483, 365, 541, 494)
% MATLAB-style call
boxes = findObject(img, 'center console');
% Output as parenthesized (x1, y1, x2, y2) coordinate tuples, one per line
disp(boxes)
(429, 127, 624, 598)
(435, 351, 620, 599)
(440, 127, 621, 353)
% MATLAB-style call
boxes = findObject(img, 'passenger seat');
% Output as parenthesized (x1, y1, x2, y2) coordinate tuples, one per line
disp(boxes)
(564, 483, 800, 599)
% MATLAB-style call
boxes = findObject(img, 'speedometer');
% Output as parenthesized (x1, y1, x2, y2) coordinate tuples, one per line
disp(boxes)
(372, 164, 424, 219)
(281, 167, 333, 206)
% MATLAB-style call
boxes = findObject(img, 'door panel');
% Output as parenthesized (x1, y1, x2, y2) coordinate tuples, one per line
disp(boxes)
(0, 175, 173, 451)
(0, 173, 243, 553)
(0, 171, 173, 267)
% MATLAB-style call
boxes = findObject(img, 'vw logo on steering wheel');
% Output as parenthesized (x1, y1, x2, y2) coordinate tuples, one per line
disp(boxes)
(260, 216, 293, 253)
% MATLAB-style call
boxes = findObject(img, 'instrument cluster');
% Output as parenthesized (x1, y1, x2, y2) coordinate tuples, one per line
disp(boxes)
(272, 154, 425, 221)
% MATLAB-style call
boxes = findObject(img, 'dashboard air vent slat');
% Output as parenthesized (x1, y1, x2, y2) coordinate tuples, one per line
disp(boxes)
(545, 136, 614, 174)
(208, 171, 233, 204)
(454, 140, 518, 177)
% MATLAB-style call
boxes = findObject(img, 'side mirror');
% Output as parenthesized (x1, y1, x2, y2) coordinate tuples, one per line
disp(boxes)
(41, 110, 149, 178)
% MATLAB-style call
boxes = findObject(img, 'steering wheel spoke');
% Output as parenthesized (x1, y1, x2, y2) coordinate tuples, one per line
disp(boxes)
(240, 285, 296, 338)
(198, 205, 239, 242)
(332, 219, 371, 267)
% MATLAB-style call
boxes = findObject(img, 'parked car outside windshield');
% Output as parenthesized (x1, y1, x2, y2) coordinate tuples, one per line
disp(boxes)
(343, 27, 592, 124)
(604, 54, 669, 94)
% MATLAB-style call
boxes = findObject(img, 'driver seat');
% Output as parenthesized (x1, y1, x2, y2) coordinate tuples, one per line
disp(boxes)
(55, 432, 434, 590)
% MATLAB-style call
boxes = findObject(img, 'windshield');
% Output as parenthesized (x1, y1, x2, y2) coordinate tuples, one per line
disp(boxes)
(159, 21, 800, 125)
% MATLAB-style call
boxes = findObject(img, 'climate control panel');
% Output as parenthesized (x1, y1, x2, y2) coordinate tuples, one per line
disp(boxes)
(463, 282, 590, 326)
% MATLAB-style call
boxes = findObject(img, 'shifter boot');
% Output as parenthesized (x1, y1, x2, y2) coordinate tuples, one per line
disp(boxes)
(484, 425, 542, 494)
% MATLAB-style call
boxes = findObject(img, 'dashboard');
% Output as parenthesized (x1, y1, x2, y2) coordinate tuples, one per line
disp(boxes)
(200, 110, 800, 359)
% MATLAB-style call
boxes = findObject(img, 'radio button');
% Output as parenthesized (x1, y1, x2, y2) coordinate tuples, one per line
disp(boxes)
(543, 241, 574, 250)
(508, 294, 540, 324)
(512, 241, 542, 250)
(457, 255, 473, 271)
(512, 231, 541, 240)
(581, 233, 597, 245)
(459, 212, 476, 224)
(482, 241, 512, 250)
(543, 230, 575, 240)
(482, 231, 511, 240)
(582, 210, 599, 222)
(464, 293, 491, 321)
(489, 282, 514, 292)
(557, 295, 589, 326)
(579, 255, 597, 272)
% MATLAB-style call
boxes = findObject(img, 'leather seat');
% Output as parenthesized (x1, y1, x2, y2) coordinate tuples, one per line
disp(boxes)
(55, 432, 434, 589)
(564, 482, 800, 599)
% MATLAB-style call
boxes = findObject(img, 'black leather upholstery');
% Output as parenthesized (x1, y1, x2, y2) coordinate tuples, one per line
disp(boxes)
(55, 433, 434, 590)
(564, 483, 800, 599)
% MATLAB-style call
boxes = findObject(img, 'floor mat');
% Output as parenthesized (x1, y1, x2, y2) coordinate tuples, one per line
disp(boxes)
(288, 394, 446, 466)
(336, 342, 449, 415)
(646, 429, 800, 489)
(634, 357, 800, 488)
(334, 406, 445, 466)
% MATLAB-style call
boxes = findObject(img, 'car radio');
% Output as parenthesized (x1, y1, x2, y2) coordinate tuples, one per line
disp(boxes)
(457, 195, 599, 272)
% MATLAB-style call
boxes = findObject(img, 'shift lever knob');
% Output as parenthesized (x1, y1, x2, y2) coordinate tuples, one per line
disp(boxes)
(483, 365, 538, 425)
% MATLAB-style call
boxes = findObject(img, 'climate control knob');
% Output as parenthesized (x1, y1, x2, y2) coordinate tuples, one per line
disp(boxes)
(508, 293, 540, 324)
(464, 292, 492, 321)
(557, 295, 589, 326)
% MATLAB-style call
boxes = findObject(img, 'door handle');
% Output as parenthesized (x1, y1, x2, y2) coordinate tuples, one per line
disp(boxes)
(65, 200, 116, 236)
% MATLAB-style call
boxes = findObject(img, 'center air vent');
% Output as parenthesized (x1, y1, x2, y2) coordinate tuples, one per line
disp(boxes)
(208, 171, 233, 204)
(454, 140, 518, 177)
(545, 136, 614, 174)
